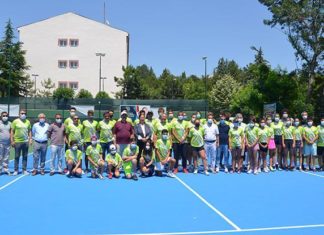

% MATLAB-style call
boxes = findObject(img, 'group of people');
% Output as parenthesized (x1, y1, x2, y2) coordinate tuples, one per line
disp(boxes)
(0, 107, 323, 180)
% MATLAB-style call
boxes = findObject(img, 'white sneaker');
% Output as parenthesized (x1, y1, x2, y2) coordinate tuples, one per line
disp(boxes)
(194, 169, 198, 174)
(167, 171, 175, 178)
(224, 167, 228, 173)
(204, 170, 209, 176)
(215, 166, 220, 173)
(258, 168, 261, 173)
(264, 167, 269, 173)
(23, 170, 29, 175)
(81, 170, 85, 175)
(98, 174, 104, 180)
(13, 171, 18, 176)
(253, 170, 258, 175)
(65, 171, 70, 176)
(247, 169, 253, 174)
(4, 169, 11, 176)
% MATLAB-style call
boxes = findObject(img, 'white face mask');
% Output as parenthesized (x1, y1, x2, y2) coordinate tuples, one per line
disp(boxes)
(56, 118, 62, 124)
(260, 123, 266, 127)
(267, 120, 272, 124)
(39, 118, 45, 124)
(295, 122, 299, 126)
(308, 122, 313, 126)
(70, 112, 76, 117)
(207, 119, 213, 125)
(111, 150, 116, 155)
(286, 122, 291, 126)
(20, 114, 26, 120)
(2, 117, 8, 122)
(162, 134, 168, 140)
(145, 146, 150, 150)
(283, 114, 288, 118)
(275, 117, 280, 122)
(321, 121, 324, 126)
(91, 140, 97, 145)
(72, 146, 78, 151)
(302, 115, 308, 120)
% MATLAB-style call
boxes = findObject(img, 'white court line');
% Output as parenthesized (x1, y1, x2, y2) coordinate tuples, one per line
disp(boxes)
(0, 159, 51, 191)
(301, 170, 324, 178)
(105, 224, 324, 235)
(175, 176, 241, 231)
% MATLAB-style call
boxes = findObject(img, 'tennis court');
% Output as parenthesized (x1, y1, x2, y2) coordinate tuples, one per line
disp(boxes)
(0, 149, 323, 235)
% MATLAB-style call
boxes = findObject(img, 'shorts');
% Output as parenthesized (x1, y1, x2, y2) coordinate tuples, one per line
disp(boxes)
(192, 146, 204, 153)
(155, 162, 164, 171)
(317, 146, 324, 156)
(295, 140, 302, 148)
(284, 139, 293, 151)
(268, 138, 276, 150)
(259, 143, 268, 153)
(123, 161, 133, 175)
(249, 144, 259, 151)
(274, 135, 282, 146)
(304, 144, 316, 156)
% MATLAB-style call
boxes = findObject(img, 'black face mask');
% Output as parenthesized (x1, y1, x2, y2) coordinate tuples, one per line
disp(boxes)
(110, 114, 114, 119)
(195, 123, 200, 128)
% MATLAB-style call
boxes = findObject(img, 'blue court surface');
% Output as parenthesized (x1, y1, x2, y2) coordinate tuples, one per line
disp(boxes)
(0, 149, 323, 235)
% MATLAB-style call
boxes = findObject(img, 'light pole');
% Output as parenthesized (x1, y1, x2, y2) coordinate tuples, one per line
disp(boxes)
(96, 53, 105, 94)
(101, 77, 107, 92)
(202, 57, 207, 118)
(32, 74, 39, 96)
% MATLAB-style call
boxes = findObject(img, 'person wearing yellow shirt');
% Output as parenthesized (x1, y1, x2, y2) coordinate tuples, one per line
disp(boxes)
(282, 119, 295, 170)
(302, 117, 318, 171)
(293, 118, 304, 170)
(266, 116, 276, 171)
(258, 119, 270, 173)
(229, 121, 244, 174)
(317, 117, 324, 171)
(65, 140, 82, 178)
(271, 113, 284, 170)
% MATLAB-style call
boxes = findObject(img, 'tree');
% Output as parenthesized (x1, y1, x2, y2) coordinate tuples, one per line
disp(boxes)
(213, 58, 243, 81)
(0, 20, 29, 97)
(95, 91, 110, 99)
(259, 0, 324, 98)
(53, 87, 74, 101)
(38, 78, 55, 97)
(209, 75, 241, 113)
(114, 66, 142, 99)
(20, 76, 34, 97)
(183, 75, 205, 99)
(76, 89, 93, 99)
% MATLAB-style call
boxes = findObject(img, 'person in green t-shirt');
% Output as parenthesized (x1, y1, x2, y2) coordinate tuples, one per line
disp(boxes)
(245, 116, 259, 174)
(106, 144, 123, 179)
(82, 110, 98, 173)
(122, 138, 139, 180)
(97, 111, 115, 160)
(155, 129, 176, 177)
(302, 118, 318, 171)
(65, 140, 82, 177)
(271, 113, 284, 170)
(65, 115, 83, 147)
(258, 119, 270, 174)
(229, 121, 244, 173)
(153, 113, 169, 143)
(86, 136, 104, 179)
(282, 119, 296, 170)
(293, 118, 304, 170)
(10, 109, 32, 175)
(317, 117, 324, 170)
(139, 139, 155, 177)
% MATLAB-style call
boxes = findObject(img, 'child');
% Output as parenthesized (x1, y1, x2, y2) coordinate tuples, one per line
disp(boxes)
(293, 118, 304, 170)
(302, 118, 318, 171)
(86, 136, 104, 179)
(122, 138, 139, 180)
(106, 144, 123, 179)
(65, 140, 82, 178)
(229, 121, 244, 174)
(140, 140, 155, 177)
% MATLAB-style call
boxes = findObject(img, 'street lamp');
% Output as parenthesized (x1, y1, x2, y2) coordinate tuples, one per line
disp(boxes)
(101, 77, 107, 92)
(202, 57, 207, 118)
(96, 53, 106, 94)
(32, 74, 39, 96)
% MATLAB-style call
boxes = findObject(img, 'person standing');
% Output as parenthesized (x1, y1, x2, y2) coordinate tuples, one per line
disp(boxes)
(217, 113, 230, 173)
(245, 116, 259, 174)
(203, 113, 219, 173)
(317, 118, 324, 171)
(48, 113, 65, 176)
(97, 111, 115, 160)
(229, 121, 244, 173)
(303, 118, 318, 171)
(293, 118, 303, 171)
(282, 119, 295, 170)
(258, 119, 270, 173)
(0, 112, 11, 175)
(134, 114, 152, 162)
(11, 109, 32, 175)
(65, 115, 83, 148)
(31, 113, 49, 176)
(113, 110, 134, 156)
(82, 110, 98, 173)
(271, 113, 284, 170)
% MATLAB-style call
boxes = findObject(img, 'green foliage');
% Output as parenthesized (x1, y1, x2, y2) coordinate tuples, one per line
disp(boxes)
(53, 87, 74, 101)
(95, 91, 110, 99)
(183, 75, 205, 100)
(114, 66, 142, 99)
(38, 78, 55, 97)
(76, 89, 93, 99)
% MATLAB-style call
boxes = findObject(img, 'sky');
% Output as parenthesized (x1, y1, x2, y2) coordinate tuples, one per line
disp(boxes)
(0, 0, 299, 77)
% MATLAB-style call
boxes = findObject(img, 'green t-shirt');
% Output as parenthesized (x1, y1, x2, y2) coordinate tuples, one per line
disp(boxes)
(66, 123, 83, 144)
(303, 126, 318, 142)
(64, 117, 80, 127)
(97, 120, 115, 143)
(155, 139, 172, 162)
(267, 126, 274, 139)
(86, 144, 102, 168)
(229, 127, 244, 148)
(271, 121, 284, 136)
(11, 119, 31, 143)
(82, 120, 98, 142)
(65, 149, 82, 163)
(245, 126, 259, 145)
(122, 145, 139, 157)
(153, 120, 170, 139)
(317, 125, 324, 147)
(282, 126, 294, 140)
(293, 126, 303, 141)
(172, 121, 187, 143)
(105, 153, 123, 167)
(258, 128, 270, 143)
(188, 127, 204, 148)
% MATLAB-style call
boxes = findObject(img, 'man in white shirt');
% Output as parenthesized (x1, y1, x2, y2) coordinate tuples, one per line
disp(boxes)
(203, 113, 219, 173)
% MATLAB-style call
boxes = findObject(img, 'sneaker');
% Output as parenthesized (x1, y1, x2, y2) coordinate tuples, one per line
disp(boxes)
(237, 170, 241, 174)
(247, 169, 253, 174)
(81, 170, 85, 175)
(258, 168, 261, 173)
(23, 170, 29, 175)
(50, 171, 55, 176)
(108, 173, 113, 179)
(215, 166, 220, 173)
(3, 169, 11, 176)
(224, 167, 229, 173)
(173, 168, 178, 174)
(253, 170, 258, 175)
(98, 174, 104, 180)
(132, 174, 138, 181)
(65, 171, 70, 176)
(204, 170, 209, 176)
(13, 171, 18, 176)
(183, 168, 189, 174)
(167, 171, 176, 178)
(40, 170, 45, 175)
(84, 169, 89, 174)
(269, 166, 274, 172)
(264, 167, 269, 173)
(32, 170, 37, 176)
(193, 169, 198, 174)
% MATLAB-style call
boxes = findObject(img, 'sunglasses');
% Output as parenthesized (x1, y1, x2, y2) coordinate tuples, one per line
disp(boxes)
(2, 115, 8, 117)
(20, 113, 26, 115)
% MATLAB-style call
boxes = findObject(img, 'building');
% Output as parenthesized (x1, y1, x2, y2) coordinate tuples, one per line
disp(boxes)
(18, 12, 129, 97)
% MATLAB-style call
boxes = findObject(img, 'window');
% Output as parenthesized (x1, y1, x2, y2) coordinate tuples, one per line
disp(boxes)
(58, 82, 68, 88)
(69, 60, 79, 69)
(58, 60, 67, 68)
(69, 82, 78, 90)
(70, 39, 79, 47)
(58, 39, 68, 47)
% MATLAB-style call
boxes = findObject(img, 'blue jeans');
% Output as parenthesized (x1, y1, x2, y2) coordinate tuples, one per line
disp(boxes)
(204, 142, 216, 168)
(33, 141, 48, 170)
(217, 144, 229, 167)
(100, 141, 113, 160)
(14, 142, 29, 172)
(50, 145, 64, 172)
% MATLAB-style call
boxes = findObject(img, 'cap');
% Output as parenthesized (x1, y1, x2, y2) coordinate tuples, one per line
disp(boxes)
(121, 110, 128, 116)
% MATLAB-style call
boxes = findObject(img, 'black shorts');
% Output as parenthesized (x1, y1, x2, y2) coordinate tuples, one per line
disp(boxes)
(284, 139, 293, 150)
(318, 146, 324, 156)
(192, 146, 204, 153)
(275, 135, 282, 146)
(259, 143, 268, 153)
(295, 140, 302, 148)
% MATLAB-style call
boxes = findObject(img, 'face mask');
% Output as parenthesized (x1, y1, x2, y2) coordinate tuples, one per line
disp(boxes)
(220, 119, 225, 125)
(110, 114, 114, 119)
(321, 121, 324, 126)
(267, 120, 272, 124)
(302, 115, 307, 120)
(260, 123, 266, 127)
(72, 146, 78, 151)
(162, 134, 168, 140)
(191, 118, 195, 123)
(196, 114, 201, 119)
(2, 117, 8, 122)
(111, 150, 116, 155)
(183, 115, 187, 120)
(91, 140, 97, 145)
(275, 117, 280, 122)
(178, 116, 183, 121)
(39, 118, 45, 124)
(130, 144, 137, 150)
(207, 119, 213, 125)
(168, 115, 173, 120)
(249, 123, 254, 128)
(308, 122, 313, 126)
(88, 116, 93, 120)
(195, 123, 200, 128)
(286, 122, 291, 126)
(70, 112, 76, 117)
(283, 114, 288, 118)
(295, 122, 299, 126)
(20, 114, 26, 120)
(234, 123, 239, 128)
(145, 146, 151, 151)
(238, 118, 243, 123)
(56, 118, 62, 124)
